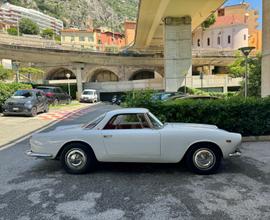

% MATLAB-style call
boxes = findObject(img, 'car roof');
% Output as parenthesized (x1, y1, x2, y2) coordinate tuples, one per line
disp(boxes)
(106, 108, 149, 116)
(36, 86, 59, 89)
(83, 89, 96, 91)
(181, 95, 218, 99)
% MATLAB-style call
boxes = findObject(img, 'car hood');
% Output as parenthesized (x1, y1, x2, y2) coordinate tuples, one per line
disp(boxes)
(54, 124, 84, 131)
(165, 123, 218, 130)
(5, 97, 33, 104)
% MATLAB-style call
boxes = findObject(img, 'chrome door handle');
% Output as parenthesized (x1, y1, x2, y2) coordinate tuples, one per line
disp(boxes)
(103, 135, 112, 138)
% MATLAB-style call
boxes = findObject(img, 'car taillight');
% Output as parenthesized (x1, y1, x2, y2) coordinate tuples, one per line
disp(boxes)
(46, 92, 54, 97)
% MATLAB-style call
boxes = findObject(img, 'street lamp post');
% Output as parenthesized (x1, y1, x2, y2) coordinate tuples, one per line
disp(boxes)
(66, 73, 71, 98)
(200, 71, 204, 90)
(239, 47, 255, 98)
(13, 61, 20, 83)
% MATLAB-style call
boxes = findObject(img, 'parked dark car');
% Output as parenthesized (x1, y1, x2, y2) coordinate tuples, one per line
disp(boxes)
(36, 86, 71, 105)
(152, 92, 177, 101)
(2, 89, 49, 117)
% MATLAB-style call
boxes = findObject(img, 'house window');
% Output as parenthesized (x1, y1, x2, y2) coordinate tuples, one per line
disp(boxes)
(207, 38, 210, 46)
(197, 39, 200, 47)
(79, 36, 85, 41)
(88, 34, 94, 42)
(244, 34, 247, 40)
(218, 9, 225, 17)
(228, 35, 231, 44)
(71, 36, 75, 41)
(217, 36, 221, 45)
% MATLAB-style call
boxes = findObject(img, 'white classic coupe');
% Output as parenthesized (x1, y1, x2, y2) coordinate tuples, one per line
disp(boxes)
(26, 108, 242, 175)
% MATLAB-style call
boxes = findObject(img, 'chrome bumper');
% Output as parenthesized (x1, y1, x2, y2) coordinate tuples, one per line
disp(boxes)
(229, 149, 241, 157)
(26, 150, 53, 159)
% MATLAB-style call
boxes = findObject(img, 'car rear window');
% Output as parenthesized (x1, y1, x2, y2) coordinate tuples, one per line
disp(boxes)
(37, 87, 54, 93)
(83, 91, 94, 95)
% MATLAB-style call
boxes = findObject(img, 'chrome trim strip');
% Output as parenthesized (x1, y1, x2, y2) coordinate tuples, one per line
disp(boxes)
(229, 150, 241, 157)
(25, 150, 53, 159)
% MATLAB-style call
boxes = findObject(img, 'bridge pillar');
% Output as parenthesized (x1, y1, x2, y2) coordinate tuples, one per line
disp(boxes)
(164, 16, 192, 92)
(262, 0, 270, 97)
(74, 64, 84, 99)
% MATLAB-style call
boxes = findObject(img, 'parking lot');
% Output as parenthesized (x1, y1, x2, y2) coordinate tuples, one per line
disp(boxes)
(0, 104, 269, 220)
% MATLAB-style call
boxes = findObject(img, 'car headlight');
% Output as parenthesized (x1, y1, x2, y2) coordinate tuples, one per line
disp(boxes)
(24, 101, 33, 107)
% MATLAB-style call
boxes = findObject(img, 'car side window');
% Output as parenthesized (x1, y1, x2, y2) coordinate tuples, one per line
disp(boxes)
(36, 92, 42, 97)
(103, 114, 150, 130)
(56, 88, 62, 93)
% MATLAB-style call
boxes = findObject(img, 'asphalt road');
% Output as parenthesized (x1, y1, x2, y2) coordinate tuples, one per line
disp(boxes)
(0, 103, 270, 220)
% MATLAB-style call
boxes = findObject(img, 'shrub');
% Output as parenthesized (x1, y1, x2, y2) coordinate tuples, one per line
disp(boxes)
(124, 92, 270, 136)
(0, 82, 32, 112)
(122, 89, 157, 108)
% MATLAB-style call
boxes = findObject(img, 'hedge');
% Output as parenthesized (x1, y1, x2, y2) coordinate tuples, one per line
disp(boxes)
(123, 91, 270, 136)
(0, 82, 32, 112)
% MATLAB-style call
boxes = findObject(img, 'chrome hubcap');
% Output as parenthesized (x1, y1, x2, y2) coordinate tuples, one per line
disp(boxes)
(66, 149, 87, 169)
(193, 148, 216, 170)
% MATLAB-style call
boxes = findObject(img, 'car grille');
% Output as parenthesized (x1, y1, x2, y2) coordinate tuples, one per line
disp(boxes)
(5, 103, 25, 112)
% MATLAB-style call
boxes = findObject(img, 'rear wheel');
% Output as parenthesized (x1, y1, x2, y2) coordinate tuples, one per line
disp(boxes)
(43, 104, 49, 113)
(60, 143, 97, 174)
(185, 143, 222, 175)
(53, 98, 59, 106)
(66, 98, 71, 105)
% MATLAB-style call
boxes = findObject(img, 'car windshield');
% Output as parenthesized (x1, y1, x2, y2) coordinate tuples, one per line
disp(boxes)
(83, 91, 94, 95)
(13, 90, 33, 98)
(84, 113, 106, 129)
(147, 112, 164, 129)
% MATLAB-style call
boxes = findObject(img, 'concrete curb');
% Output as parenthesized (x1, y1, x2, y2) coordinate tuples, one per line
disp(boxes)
(242, 136, 270, 142)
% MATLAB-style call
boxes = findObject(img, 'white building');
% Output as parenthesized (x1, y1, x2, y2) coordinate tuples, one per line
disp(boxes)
(193, 15, 249, 50)
(0, 3, 63, 34)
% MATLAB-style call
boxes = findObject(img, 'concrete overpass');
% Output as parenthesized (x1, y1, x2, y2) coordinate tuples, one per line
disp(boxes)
(132, 0, 226, 92)
(0, 43, 239, 91)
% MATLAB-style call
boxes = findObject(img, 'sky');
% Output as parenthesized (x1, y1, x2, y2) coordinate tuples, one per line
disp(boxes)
(225, 0, 262, 29)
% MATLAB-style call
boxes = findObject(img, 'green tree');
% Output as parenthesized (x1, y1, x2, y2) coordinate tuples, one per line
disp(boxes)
(7, 27, 18, 36)
(19, 18, 40, 35)
(0, 65, 13, 81)
(229, 53, 262, 97)
(201, 14, 216, 29)
(19, 67, 44, 82)
(41, 28, 54, 39)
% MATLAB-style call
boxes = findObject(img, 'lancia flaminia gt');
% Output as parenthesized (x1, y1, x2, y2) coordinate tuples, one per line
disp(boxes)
(26, 108, 242, 174)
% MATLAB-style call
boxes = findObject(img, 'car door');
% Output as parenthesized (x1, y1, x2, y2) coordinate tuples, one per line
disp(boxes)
(56, 88, 64, 103)
(35, 91, 44, 112)
(101, 113, 161, 162)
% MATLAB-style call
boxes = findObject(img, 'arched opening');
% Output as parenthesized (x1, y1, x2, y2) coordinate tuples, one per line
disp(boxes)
(129, 70, 155, 81)
(90, 69, 119, 82)
(46, 68, 76, 80)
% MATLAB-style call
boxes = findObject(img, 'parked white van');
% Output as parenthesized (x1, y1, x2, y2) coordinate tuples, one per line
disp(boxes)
(80, 89, 98, 103)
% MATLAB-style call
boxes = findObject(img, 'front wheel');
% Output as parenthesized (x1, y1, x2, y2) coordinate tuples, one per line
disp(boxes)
(60, 143, 97, 174)
(30, 107, 37, 117)
(185, 144, 222, 175)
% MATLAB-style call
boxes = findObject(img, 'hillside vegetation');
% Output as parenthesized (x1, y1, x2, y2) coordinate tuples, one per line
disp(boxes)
(6, 0, 139, 31)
